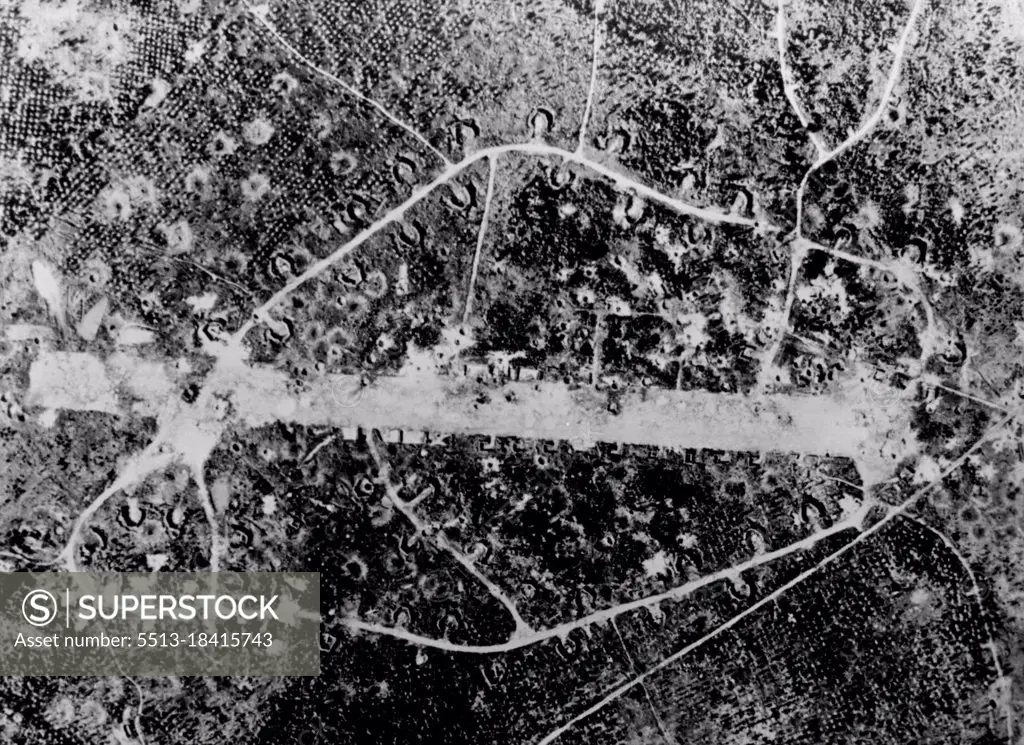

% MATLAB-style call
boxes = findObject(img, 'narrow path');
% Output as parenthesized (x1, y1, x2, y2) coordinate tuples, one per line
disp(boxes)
(463, 155, 498, 324)
(366, 434, 533, 634)
(191, 467, 223, 573)
(577, 0, 607, 154)
(756, 239, 805, 391)
(611, 617, 674, 745)
(245, 4, 452, 166)
(928, 381, 1008, 413)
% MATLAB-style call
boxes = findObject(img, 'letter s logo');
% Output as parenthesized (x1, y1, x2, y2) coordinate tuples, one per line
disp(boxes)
(22, 589, 58, 627)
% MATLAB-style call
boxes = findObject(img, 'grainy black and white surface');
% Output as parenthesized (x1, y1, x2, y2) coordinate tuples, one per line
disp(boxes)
(2, 0, 1024, 742)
